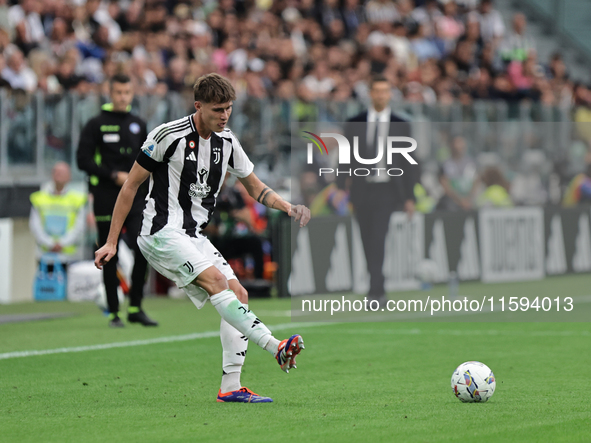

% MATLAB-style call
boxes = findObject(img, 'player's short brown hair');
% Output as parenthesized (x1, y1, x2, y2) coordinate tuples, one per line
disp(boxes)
(193, 73, 237, 104)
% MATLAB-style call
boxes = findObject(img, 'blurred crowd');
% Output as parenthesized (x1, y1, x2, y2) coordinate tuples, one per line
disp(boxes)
(0, 0, 587, 109)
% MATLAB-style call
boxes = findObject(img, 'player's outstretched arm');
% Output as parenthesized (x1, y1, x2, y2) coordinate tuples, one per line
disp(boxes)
(238, 172, 311, 227)
(94, 162, 150, 269)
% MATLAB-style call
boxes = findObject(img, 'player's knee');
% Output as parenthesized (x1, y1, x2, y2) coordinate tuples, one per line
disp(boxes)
(196, 269, 229, 295)
(209, 273, 228, 294)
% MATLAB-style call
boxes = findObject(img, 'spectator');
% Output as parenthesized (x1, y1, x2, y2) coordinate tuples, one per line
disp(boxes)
(28, 49, 60, 93)
(48, 17, 76, 60)
(500, 13, 535, 63)
(324, 19, 346, 47)
(563, 154, 591, 207)
(6, 88, 36, 163)
(302, 60, 335, 99)
(365, 0, 399, 24)
(412, 0, 443, 37)
(409, 22, 443, 62)
(29, 162, 87, 269)
(115, 0, 143, 33)
(9, 0, 45, 55)
(507, 50, 542, 95)
(71, 0, 100, 44)
(76, 25, 110, 61)
(548, 53, 568, 82)
(341, 0, 365, 38)
(511, 150, 548, 206)
(165, 56, 188, 92)
(396, 0, 419, 30)
(0, 0, 12, 41)
(490, 71, 518, 101)
(469, 67, 493, 99)
(437, 135, 480, 211)
(477, 0, 505, 45)
(1, 46, 37, 91)
(436, 0, 465, 52)
(477, 165, 513, 207)
(315, 0, 342, 28)
(94, 0, 122, 46)
(310, 182, 350, 216)
(453, 39, 477, 76)
(458, 17, 484, 60)
(130, 54, 158, 94)
(388, 21, 413, 67)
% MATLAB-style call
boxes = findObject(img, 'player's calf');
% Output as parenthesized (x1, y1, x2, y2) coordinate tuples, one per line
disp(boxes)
(210, 289, 305, 372)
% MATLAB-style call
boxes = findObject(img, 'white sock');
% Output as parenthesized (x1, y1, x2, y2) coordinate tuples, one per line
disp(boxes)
(219, 303, 249, 392)
(265, 337, 281, 356)
(220, 372, 241, 393)
(210, 290, 275, 351)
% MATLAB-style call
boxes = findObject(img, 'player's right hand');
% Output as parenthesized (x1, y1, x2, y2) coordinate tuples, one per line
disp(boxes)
(289, 204, 311, 227)
(95, 243, 117, 270)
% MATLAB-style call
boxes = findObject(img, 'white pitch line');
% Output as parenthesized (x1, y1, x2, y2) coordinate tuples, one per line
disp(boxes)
(0, 321, 329, 361)
(345, 328, 591, 337)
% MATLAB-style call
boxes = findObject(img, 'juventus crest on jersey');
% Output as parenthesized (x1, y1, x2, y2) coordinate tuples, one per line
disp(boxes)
(136, 115, 254, 237)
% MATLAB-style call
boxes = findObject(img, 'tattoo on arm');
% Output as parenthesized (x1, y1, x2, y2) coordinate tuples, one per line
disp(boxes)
(256, 186, 270, 203)
(256, 184, 284, 209)
(261, 189, 274, 207)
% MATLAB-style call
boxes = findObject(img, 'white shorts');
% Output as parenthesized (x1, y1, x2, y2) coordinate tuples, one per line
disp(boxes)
(137, 229, 236, 309)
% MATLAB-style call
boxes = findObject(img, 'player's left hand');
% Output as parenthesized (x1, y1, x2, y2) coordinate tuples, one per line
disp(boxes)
(289, 204, 311, 227)
(94, 242, 117, 270)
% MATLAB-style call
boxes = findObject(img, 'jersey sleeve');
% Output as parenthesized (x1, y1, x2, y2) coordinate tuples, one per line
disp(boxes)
(136, 126, 168, 172)
(227, 132, 254, 178)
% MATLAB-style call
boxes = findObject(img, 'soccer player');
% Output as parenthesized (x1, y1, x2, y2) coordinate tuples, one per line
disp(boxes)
(94, 73, 310, 403)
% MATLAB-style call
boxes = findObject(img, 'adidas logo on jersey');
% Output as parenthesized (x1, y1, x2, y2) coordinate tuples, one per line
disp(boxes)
(186, 152, 197, 161)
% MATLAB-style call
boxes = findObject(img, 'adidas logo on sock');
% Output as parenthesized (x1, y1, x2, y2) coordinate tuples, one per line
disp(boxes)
(186, 152, 196, 161)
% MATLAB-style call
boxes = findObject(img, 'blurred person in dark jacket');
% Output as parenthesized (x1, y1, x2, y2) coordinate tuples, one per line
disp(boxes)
(77, 73, 157, 328)
(337, 75, 418, 307)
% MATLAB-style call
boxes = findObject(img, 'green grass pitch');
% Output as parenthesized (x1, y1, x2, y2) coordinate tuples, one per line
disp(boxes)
(1, 275, 591, 442)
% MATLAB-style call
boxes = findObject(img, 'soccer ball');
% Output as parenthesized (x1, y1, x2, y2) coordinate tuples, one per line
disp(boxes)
(95, 284, 125, 313)
(415, 259, 439, 286)
(451, 361, 496, 403)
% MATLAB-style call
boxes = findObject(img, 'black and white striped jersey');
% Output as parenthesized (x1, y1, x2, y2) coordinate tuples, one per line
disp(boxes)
(136, 115, 254, 237)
